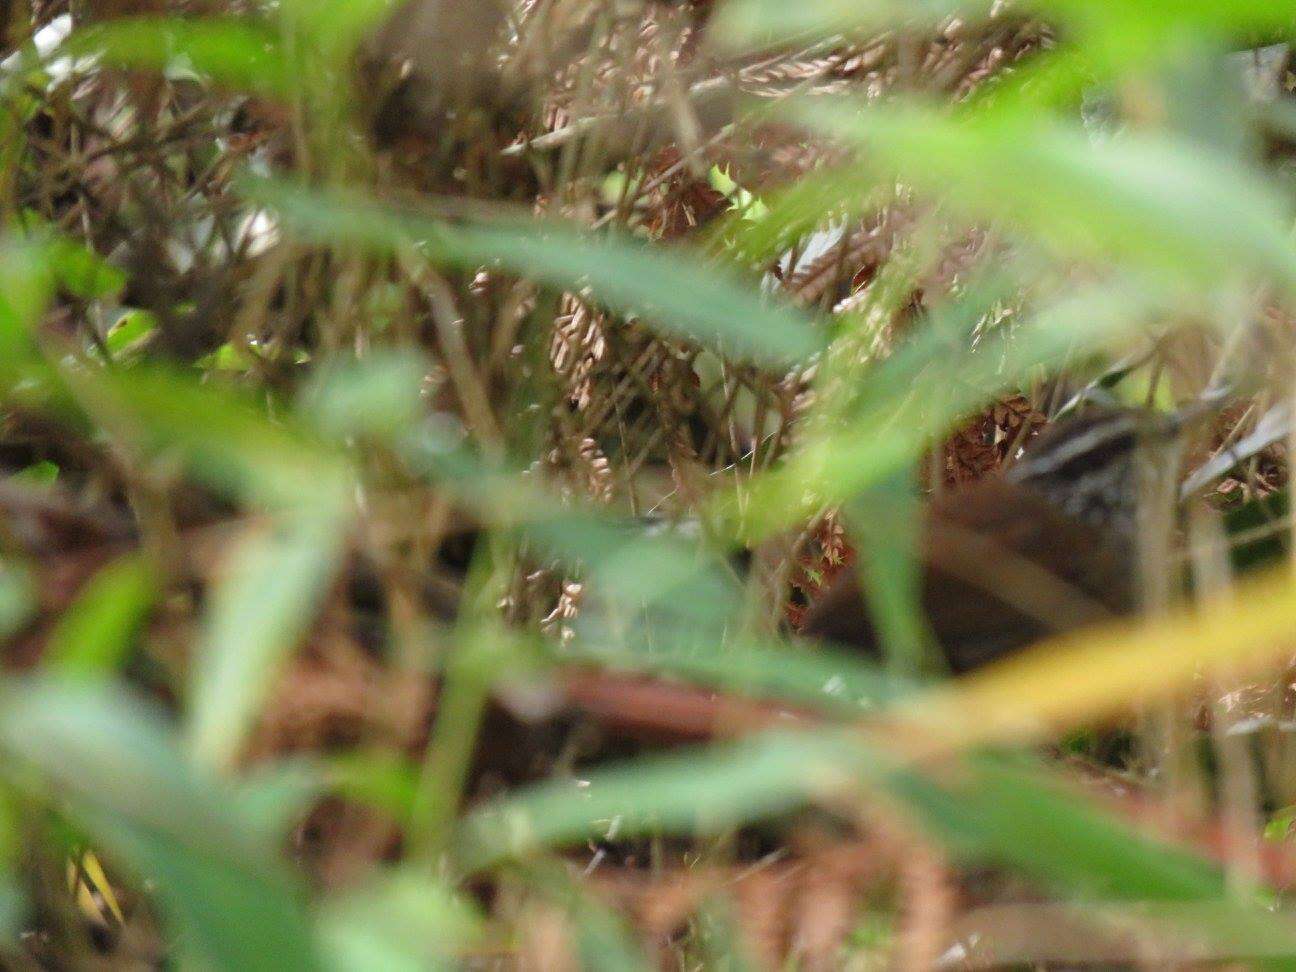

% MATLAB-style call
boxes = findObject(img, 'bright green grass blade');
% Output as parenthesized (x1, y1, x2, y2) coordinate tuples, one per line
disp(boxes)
(44, 554, 156, 681)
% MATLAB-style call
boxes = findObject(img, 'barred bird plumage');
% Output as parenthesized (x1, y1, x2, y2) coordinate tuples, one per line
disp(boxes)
(800, 404, 1189, 673)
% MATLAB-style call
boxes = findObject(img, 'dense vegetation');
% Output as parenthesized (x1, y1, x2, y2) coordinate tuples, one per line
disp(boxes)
(3, 0, 1296, 967)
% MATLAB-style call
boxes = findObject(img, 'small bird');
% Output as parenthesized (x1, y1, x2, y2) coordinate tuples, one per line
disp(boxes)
(799, 405, 1185, 673)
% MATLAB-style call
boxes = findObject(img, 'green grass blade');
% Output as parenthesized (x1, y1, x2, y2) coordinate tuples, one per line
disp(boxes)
(44, 554, 156, 681)
(0, 679, 323, 970)
(243, 177, 824, 367)
(189, 510, 350, 770)
(792, 98, 1296, 294)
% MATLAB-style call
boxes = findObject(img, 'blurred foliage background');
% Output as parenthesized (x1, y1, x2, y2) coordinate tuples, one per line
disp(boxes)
(4, 0, 1296, 967)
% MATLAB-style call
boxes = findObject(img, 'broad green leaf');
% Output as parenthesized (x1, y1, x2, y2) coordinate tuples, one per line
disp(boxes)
(196, 340, 257, 373)
(408, 625, 511, 857)
(704, 168, 891, 271)
(68, 18, 291, 96)
(528, 514, 742, 626)
(45, 554, 156, 681)
(394, 421, 552, 519)
(396, 421, 748, 627)
(0, 880, 22, 945)
(279, 0, 399, 62)
(571, 898, 653, 972)
(13, 366, 356, 773)
(397, 420, 743, 625)
(886, 753, 1296, 959)
(242, 176, 824, 367)
(232, 760, 326, 843)
(0, 792, 23, 940)
(694, 897, 760, 972)
(0, 679, 322, 970)
(713, 0, 1296, 51)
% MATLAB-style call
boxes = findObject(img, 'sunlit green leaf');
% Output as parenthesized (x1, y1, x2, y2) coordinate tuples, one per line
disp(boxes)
(105, 309, 158, 359)
(10, 459, 57, 486)
(328, 750, 420, 819)
(69, 18, 291, 96)
(704, 169, 891, 271)
(45, 554, 156, 681)
(279, 0, 399, 62)
(714, 0, 1296, 52)
(1032, 0, 1296, 41)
